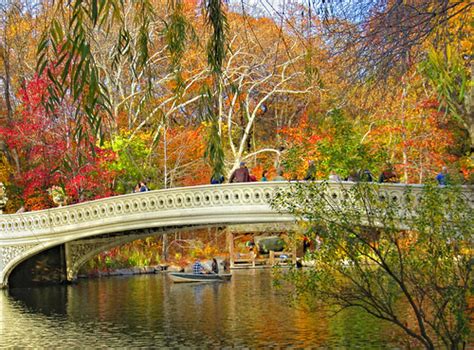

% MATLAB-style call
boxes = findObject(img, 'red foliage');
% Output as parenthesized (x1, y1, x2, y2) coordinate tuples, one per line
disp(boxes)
(278, 112, 324, 156)
(0, 75, 118, 210)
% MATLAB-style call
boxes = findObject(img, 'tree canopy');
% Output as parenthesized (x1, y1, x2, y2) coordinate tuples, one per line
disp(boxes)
(0, 0, 471, 208)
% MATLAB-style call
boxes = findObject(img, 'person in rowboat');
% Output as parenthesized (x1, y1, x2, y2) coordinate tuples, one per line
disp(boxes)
(192, 259, 209, 274)
(211, 258, 219, 274)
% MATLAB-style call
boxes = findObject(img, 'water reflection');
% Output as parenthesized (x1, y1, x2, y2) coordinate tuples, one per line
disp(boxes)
(8, 285, 68, 316)
(1, 270, 402, 348)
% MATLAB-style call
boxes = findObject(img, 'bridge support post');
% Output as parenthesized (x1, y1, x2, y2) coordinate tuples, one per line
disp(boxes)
(162, 233, 168, 261)
(64, 242, 75, 282)
(227, 230, 234, 269)
(292, 243, 297, 265)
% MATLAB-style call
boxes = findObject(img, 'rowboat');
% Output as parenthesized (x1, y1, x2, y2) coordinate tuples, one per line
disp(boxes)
(168, 272, 232, 283)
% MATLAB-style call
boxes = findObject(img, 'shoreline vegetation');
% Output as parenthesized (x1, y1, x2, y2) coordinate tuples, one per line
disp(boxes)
(79, 229, 295, 278)
(79, 228, 235, 277)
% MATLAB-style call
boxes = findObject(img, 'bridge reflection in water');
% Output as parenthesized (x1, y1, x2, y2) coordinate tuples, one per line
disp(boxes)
(1, 270, 405, 348)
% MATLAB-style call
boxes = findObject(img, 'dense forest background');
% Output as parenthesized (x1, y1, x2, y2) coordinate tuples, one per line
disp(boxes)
(0, 0, 472, 211)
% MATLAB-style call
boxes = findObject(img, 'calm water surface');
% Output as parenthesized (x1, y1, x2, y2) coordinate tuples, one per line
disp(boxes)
(1, 270, 405, 348)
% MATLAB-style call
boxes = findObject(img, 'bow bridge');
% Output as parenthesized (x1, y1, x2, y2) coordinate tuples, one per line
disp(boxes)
(0, 182, 471, 288)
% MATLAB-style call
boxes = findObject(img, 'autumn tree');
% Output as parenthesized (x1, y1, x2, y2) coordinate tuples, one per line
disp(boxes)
(0, 1, 51, 176)
(91, 2, 207, 189)
(219, 43, 312, 175)
(0, 75, 118, 210)
(272, 182, 473, 349)
(279, 109, 375, 181)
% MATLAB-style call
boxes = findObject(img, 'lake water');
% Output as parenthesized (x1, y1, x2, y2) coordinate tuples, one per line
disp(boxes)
(1, 269, 409, 348)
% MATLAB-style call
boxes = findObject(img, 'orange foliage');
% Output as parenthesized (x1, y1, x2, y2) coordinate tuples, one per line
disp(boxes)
(367, 76, 458, 183)
(156, 126, 211, 186)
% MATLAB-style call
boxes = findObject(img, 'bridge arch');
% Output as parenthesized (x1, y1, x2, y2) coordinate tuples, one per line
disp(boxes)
(0, 183, 298, 288)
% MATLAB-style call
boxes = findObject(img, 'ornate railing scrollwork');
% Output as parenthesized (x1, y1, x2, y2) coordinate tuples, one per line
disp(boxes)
(0, 182, 472, 239)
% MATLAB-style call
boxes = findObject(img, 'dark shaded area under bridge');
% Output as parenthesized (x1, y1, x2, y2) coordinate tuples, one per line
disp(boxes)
(9, 245, 68, 288)
(7, 225, 225, 288)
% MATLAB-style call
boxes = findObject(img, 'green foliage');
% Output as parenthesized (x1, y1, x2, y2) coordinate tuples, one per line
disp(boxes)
(38, 1, 116, 142)
(420, 46, 471, 129)
(37, 0, 155, 147)
(201, 0, 229, 179)
(204, 121, 225, 181)
(102, 133, 152, 193)
(317, 110, 375, 177)
(165, 1, 196, 95)
(271, 182, 473, 349)
(204, 0, 228, 76)
(128, 250, 150, 268)
(280, 109, 381, 179)
(201, 85, 225, 180)
(189, 242, 219, 259)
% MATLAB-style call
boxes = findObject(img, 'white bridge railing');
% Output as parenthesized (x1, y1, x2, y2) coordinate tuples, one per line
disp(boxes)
(0, 182, 472, 240)
(0, 182, 283, 238)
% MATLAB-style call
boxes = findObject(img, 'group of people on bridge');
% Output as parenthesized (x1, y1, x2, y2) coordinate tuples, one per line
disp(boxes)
(215, 160, 459, 186)
(133, 181, 149, 193)
(128, 162, 461, 194)
(214, 160, 400, 185)
(211, 161, 287, 185)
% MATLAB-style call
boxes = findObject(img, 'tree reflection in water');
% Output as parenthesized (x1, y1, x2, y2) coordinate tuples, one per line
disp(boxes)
(2, 270, 408, 348)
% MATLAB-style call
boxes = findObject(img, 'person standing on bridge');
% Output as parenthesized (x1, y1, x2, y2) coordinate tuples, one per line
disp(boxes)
(249, 169, 257, 182)
(133, 183, 140, 193)
(273, 169, 286, 181)
(229, 162, 250, 183)
(359, 169, 374, 182)
(304, 160, 317, 181)
(139, 181, 149, 192)
(210, 174, 225, 184)
(378, 165, 398, 183)
(328, 170, 341, 182)
(436, 166, 449, 185)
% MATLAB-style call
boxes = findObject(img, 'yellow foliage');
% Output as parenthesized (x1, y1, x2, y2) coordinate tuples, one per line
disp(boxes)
(0, 155, 10, 184)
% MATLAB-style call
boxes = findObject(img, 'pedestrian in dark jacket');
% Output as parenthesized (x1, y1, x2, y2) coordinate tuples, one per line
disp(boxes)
(229, 162, 250, 183)
(304, 160, 317, 181)
(360, 169, 374, 182)
(378, 165, 398, 183)
(249, 170, 257, 182)
(139, 181, 149, 192)
(211, 174, 225, 184)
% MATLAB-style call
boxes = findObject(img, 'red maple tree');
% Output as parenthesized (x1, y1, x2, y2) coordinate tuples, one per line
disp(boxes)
(0, 75, 118, 210)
